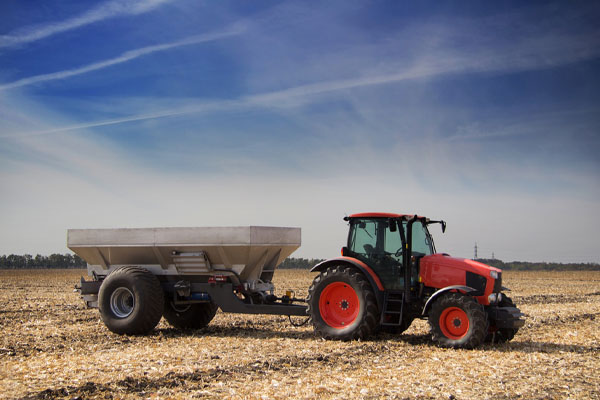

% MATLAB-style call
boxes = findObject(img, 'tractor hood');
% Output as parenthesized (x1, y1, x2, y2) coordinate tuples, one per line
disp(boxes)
(419, 254, 501, 300)
(420, 254, 501, 276)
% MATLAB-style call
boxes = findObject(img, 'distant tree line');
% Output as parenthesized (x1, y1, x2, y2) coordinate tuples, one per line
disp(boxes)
(281, 258, 599, 271)
(1, 254, 598, 271)
(0, 254, 324, 270)
(475, 258, 600, 271)
(279, 257, 600, 271)
(279, 257, 325, 269)
(0, 254, 86, 269)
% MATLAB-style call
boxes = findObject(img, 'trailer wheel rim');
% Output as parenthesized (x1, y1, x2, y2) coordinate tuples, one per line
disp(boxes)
(439, 306, 469, 339)
(110, 287, 135, 318)
(319, 282, 359, 328)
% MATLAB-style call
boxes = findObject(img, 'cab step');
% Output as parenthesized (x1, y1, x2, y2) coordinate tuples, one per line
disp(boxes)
(380, 291, 405, 326)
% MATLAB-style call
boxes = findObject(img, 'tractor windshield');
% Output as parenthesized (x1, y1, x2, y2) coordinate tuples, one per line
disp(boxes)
(408, 221, 434, 256)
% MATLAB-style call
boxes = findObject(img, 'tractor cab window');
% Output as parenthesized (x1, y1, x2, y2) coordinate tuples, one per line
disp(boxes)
(411, 222, 434, 256)
(349, 220, 377, 256)
(348, 218, 404, 290)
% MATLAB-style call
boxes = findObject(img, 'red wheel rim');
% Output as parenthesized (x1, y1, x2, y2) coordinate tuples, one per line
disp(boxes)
(439, 307, 469, 339)
(319, 282, 360, 328)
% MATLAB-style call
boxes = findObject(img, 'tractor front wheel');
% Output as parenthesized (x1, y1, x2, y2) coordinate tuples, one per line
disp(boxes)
(429, 292, 488, 349)
(307, 265, 379, 341)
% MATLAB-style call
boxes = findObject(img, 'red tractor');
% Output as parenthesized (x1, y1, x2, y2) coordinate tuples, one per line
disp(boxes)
(307, 213, 524, 348)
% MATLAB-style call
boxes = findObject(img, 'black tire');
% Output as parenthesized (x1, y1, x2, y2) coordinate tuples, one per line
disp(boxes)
(98, 266, 164, 335)
(485, 295, 519, 343)
(307, 265, 379, 341)
(381, 316, 414, 334)
(163, 297, 218, 330)
(429, 292, 488, 349)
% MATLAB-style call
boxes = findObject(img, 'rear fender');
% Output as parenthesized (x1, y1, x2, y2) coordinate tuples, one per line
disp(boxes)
(422, 285, 477, 316)
(311, 257, 384, 309)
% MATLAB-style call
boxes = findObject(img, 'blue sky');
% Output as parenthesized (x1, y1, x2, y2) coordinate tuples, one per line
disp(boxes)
(0, 0, 599, 262)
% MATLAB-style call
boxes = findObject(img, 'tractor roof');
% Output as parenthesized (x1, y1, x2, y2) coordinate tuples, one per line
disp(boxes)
(346, 212, 428, 221)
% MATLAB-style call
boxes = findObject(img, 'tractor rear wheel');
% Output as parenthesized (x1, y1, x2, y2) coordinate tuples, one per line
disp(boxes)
(98, 266, 164, 335)
(163, 298, 218, 330)
(429, 292, 488, 349)
(485, 295, 520, 343)
(307, 265, 379, 341)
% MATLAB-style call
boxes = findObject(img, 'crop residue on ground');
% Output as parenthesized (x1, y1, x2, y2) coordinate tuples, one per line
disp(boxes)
(0, 269, 599, 399)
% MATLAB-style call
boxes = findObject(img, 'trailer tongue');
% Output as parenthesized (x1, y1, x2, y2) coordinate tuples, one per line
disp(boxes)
(71, 226, 306, 334)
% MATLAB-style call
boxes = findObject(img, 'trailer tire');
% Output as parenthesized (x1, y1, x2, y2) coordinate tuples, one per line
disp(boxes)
(429, 292, 488, 349)
(307, 265, 379, 341)
(163, 298, 218, 330)
(98, 266, 164, 335)
(485, 295, 519, 343)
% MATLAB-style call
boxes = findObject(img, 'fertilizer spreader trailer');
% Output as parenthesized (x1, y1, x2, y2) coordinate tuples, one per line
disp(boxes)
(72, 214, 525, 348)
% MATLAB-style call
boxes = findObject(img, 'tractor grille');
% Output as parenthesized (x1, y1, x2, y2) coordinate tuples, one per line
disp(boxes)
(466, 271, 487, 296)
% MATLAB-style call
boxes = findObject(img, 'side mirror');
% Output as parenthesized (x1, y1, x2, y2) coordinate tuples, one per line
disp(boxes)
(389, 219, 397, 232)
(441, 221, 446, 233)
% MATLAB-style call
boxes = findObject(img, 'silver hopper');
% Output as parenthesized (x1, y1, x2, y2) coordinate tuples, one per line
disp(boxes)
(68, 226, 301, 285)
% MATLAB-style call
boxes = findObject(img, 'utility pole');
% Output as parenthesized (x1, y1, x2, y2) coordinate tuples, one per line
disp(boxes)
(474, 242, 478, 260)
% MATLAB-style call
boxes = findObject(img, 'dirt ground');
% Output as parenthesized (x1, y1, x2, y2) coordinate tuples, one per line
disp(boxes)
(0, 269, 599, 399)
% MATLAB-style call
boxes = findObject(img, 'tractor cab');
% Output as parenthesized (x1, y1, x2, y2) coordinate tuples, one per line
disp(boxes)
(343, 213, 436, 290)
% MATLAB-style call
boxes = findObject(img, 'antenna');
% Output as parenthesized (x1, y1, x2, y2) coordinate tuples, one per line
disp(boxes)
(474, 242, 478, 260)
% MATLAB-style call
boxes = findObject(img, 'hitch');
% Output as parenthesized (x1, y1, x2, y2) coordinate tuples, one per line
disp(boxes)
(266, 290, 307, 304)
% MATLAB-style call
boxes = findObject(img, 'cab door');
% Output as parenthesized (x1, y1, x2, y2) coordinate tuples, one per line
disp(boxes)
(348, 218, 404, 290)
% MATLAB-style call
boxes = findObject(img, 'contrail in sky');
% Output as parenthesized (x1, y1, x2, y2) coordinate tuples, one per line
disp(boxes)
(0, 100, 241, 138)
(0, 68, 447, 138)
(0, 28, 243, 91)
(0, 0, 173, 48)
(3, 25, 598, 137)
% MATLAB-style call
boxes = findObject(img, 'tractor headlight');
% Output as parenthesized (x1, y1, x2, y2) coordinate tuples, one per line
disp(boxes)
(488, 293, 498, 303)
(490, 270, 499, 279)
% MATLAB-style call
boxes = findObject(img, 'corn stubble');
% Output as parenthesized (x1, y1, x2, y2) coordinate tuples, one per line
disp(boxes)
(0, 269, 598, 399)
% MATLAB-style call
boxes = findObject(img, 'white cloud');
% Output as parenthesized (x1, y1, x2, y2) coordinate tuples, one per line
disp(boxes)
(235, 2, 600, 93)
(0, 0, 174, 48)
(1, 92, 598, 263)
(2, 133, 598, 263)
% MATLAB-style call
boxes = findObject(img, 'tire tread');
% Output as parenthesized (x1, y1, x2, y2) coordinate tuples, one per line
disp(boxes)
(307, 265, 379, 341)
(429, 292, 488, 349)
(98, 266, 164, 335)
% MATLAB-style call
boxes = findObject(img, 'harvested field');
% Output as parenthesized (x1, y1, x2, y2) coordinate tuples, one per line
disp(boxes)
(0, 269, 599, 399)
